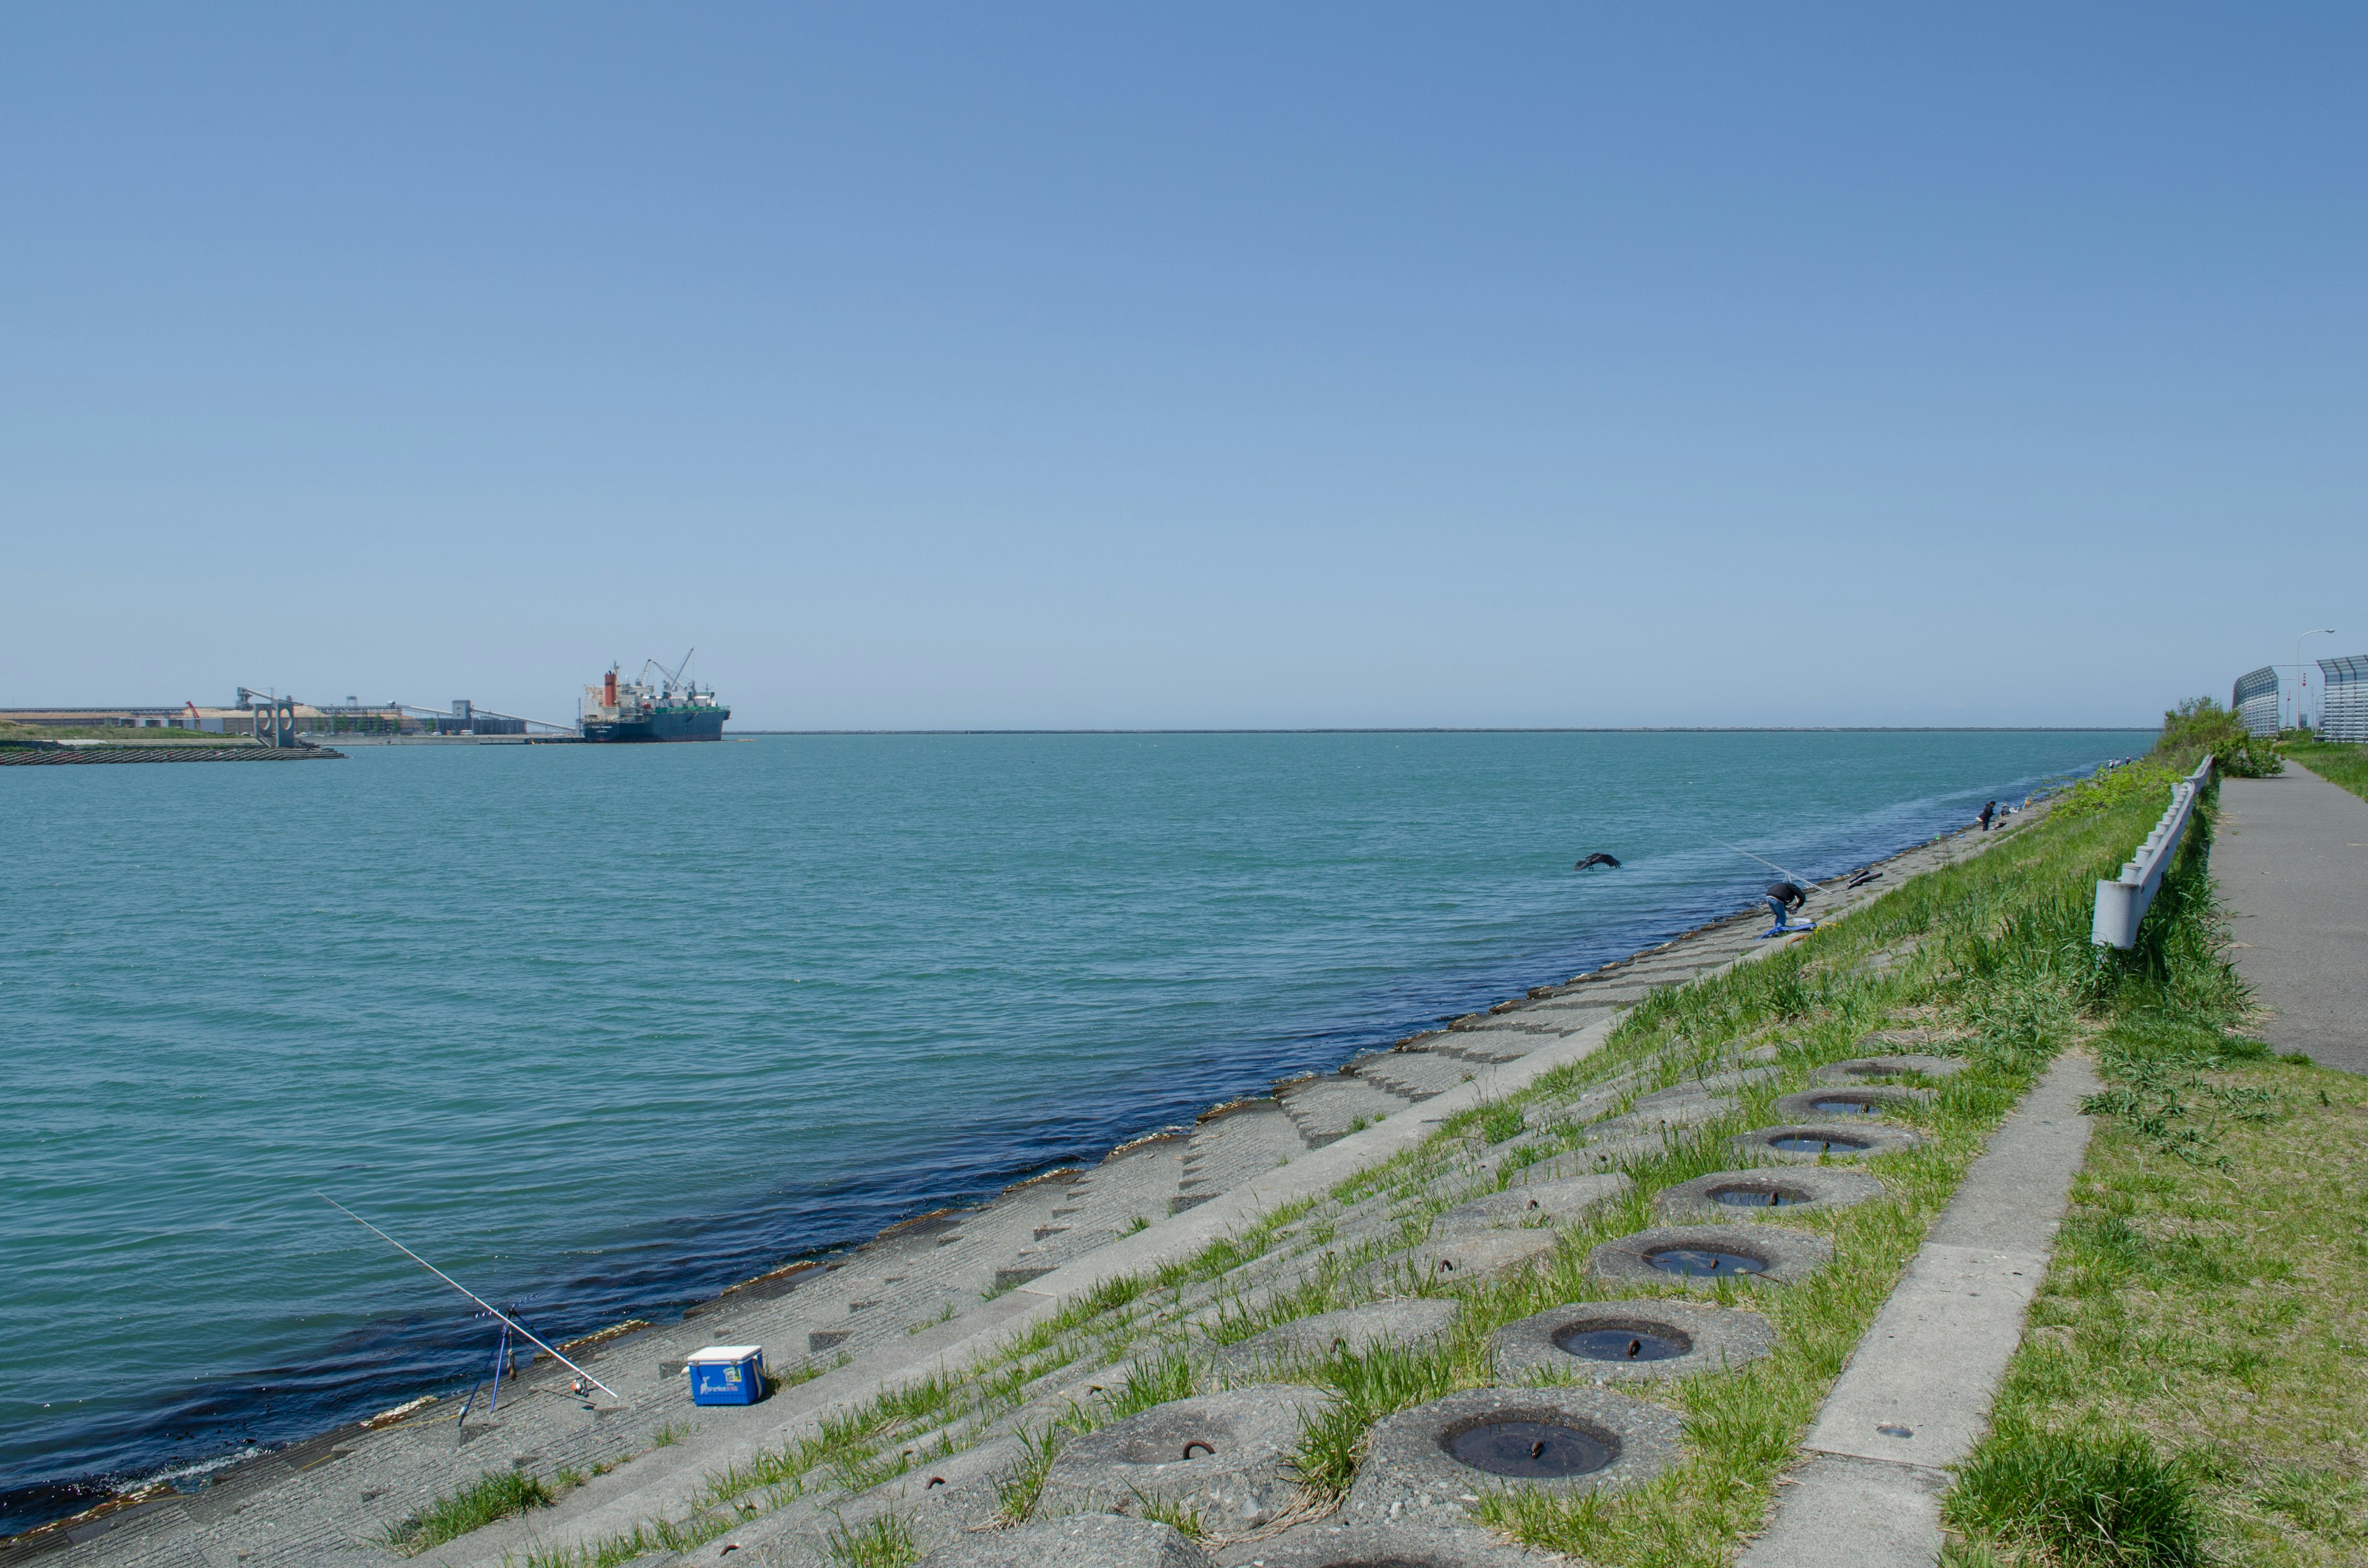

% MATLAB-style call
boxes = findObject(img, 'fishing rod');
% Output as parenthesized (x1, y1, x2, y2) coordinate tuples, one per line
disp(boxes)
(1712, 837, 1814, 889)
(317, 1194, 626, 1405)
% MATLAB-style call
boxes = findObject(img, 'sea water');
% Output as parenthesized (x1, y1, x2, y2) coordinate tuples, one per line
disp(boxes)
(0, 729, 2139, 1523)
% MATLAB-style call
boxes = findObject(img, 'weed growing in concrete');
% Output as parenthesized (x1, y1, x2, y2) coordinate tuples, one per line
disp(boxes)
(386, 1470, 553, 1554)
(991, 1422, 1064, 1524)
(1104, 1348, 1193, 1421)
(823, 1509, 920, 1568)
(1291, 1340, 1463, 1495)
(1131, 1490, 1207, 1538)
(1476, 1101, 1525, 1143)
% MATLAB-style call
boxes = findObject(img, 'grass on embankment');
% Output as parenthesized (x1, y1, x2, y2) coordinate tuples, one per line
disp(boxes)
(512, 758, 2240, 1568)
(2274, 737, 2368, 804)
(384, 1469, 552, 1554)
(1939, 1018, 2368, 1568)
(1934, 732, 2366, 1568)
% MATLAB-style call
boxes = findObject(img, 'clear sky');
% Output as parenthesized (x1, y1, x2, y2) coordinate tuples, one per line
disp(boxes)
(5, 6, 2361, 730)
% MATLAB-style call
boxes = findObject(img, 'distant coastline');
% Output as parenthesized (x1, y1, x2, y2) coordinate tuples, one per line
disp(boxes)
(727, 725, 2157, 736)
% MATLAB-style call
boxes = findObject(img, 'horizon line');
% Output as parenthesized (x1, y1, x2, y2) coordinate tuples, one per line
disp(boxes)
(722, 725, 2159, 736)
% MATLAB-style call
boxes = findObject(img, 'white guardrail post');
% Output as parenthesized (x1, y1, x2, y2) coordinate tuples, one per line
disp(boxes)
(2091, 753, 2216, 949)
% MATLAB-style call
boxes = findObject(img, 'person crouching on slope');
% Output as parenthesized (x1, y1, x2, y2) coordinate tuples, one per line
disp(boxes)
(1764, 880, 1809, 935)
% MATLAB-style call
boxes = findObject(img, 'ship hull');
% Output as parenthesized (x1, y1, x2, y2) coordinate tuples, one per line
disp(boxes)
(581, 707, 730, 742)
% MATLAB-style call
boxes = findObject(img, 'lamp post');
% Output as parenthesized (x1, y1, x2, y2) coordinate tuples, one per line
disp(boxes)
(2296, 628, 2335, 731)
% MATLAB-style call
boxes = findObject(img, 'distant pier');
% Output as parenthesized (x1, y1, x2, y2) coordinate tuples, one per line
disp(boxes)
(0, 743, 345, 765)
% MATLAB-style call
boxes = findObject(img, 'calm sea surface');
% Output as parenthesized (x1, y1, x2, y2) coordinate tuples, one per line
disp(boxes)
(0, 730, 2141, 1524)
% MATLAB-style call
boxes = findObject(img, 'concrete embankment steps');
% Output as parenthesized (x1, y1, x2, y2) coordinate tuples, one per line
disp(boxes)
(1172, 1102, 1305, 1213)
(1273, 1072, 1417, 1147)
(25, 817, 2027, 1568)
(996, 1135, 1189, 1284)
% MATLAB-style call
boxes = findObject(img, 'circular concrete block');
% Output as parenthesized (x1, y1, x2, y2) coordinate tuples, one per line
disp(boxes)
(1225, 1521, 1540, 1567)
(919, 1512, 1214, 1567)
(1812, 1054, 1967, 1086)
(1491, 1299, 1776, 1385)
(1401, 1229, 1561, 1287)
(1583, 1224, 1832, 1291)
(1771, 1086, 1930, 1123)
(1652, 1166, 1884, 1223)
(1038, 1385, 1333, 1533)
(1211, 1299, 1462, 1381)
(1432, 1172, 1632, 1238)
(1345, 1385, 1681, 1525)
(1728, 1122, 1923, 1164)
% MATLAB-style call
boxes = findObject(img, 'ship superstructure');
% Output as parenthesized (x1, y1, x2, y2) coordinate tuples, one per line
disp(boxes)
(580, 652, 729, 742)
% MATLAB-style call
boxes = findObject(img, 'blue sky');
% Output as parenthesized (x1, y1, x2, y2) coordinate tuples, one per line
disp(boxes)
(5, 5, 2361, 729)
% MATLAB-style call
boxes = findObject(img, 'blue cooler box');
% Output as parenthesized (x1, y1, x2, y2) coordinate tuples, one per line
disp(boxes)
(685, 1344, 766, 1405)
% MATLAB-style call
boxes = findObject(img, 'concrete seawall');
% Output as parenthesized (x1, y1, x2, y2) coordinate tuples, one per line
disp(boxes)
(11, 810, 2032, 1565)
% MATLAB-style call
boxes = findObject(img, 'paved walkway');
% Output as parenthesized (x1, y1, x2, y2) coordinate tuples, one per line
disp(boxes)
(2216, 766, 2368, 1077)
(1740, 1051, 2098, 1567)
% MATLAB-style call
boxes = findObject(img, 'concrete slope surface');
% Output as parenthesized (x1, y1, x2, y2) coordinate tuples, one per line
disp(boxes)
(2216, 766, 2368, 1077)
(21, 819, 2025, 1567)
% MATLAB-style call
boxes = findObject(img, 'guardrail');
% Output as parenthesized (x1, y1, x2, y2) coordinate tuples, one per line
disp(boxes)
(2091, 753, 2215, 948)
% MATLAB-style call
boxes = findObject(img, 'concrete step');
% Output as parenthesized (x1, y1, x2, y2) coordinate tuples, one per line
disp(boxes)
(997, 1136, 1186, 1275)
(1428, 1025, 1554, 1065)
(1347, 1046, 1478, 1102)
(1274, 1073, 1415, 1148)
(1172, 1100, 1304, 1212)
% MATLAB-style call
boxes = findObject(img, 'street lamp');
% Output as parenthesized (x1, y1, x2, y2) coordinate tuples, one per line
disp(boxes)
(2296, 628, 2335, 731)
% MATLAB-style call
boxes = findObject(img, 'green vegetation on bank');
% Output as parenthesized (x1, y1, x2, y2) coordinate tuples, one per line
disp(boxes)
(2155, 697, 2280, 776)
(496, 757, 2232, 1568)
(2275, 736, 2368, 803)
(1941, 999, 2367, 1567)
(385, 1469, 551, 1554)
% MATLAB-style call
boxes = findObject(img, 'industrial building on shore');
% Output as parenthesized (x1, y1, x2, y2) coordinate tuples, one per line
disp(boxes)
(1, 693, 535, 739)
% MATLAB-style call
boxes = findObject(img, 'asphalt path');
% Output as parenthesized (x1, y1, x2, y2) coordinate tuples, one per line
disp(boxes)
(2216, 764, 2368, 1077)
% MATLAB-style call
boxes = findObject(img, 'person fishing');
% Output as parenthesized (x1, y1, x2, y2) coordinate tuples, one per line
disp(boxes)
(1764, 880, 1809, 934)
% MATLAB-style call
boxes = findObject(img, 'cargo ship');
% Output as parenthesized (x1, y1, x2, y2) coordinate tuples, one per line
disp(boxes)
(580, 655, 729, 742)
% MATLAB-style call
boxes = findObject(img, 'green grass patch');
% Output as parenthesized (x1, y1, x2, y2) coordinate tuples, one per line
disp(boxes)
(384, 1469, 552, 1554)
(824, 1509, 921, 1567)
(1944, 1426, 2205, 1567)
(2276, 737, 2368, 803)
(1944, 1021, 2368, 1568)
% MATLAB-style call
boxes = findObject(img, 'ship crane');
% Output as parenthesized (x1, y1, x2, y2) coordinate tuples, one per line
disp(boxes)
(642, 648, 697, 698)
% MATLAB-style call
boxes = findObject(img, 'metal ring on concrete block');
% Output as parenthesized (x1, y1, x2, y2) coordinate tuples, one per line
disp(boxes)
(1584, 1224, 1832, 1291)
(1345, 1385, 1682, 1525)
(1432, 1172, 1632, 1238)
(1651, 1166, 1884, 1223)
(1728, 1122, 1923, 1164)
(1210, 1299, 1460, 1381)
(1492, 1299, 1777, 1384)
(918, 1511, 1214, 1567)
(1772, 1086, 1929, 1123)
(1037, 1385, 1333, 1533)
(1811, 1054, 1967, 1086)
(1399, 1228, 1560, 1287)
(1225, 1521, 1540, 1567)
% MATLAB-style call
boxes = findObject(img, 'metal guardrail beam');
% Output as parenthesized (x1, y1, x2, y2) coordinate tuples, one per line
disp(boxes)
(2091, 753, 2215, 948)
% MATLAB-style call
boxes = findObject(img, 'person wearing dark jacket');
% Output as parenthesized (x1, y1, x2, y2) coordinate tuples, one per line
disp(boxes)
(1978, 800, 1997, 832)
(1764, 880, 1809, 934)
